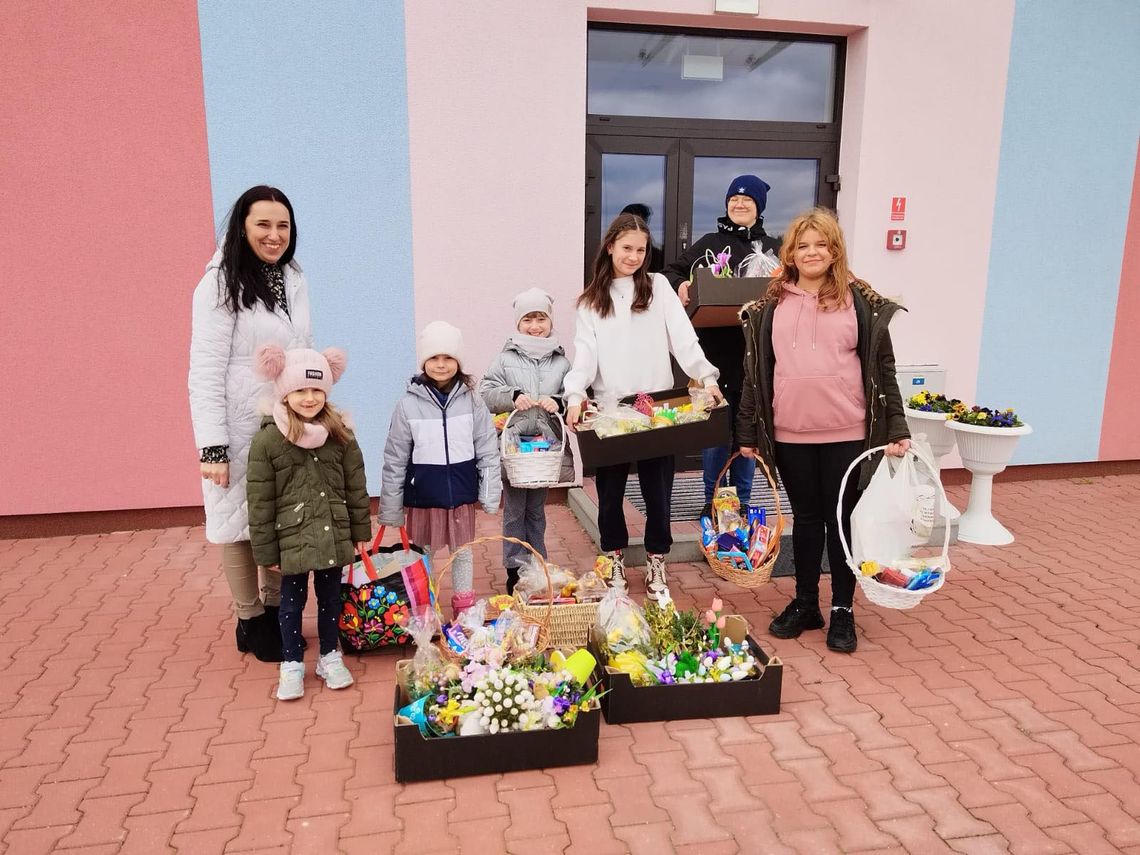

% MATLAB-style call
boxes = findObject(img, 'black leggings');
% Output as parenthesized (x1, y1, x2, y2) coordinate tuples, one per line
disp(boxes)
(279, 568, 341, 661)
(595, 455, 675, 555)
(774, 440, 863, 608)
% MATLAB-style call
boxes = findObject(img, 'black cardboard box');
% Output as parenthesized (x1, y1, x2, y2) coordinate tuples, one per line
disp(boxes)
(686, 268, 771, 328)
(588, 616, 783, 724)
(392, 660, 602, 783)
(576, 386, 730, 471)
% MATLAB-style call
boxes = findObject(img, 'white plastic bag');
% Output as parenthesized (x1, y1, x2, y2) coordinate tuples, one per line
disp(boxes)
(850, 454, 921, 566)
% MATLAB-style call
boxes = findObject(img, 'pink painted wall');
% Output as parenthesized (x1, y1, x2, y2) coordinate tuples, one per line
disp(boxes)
(1100, 143, 1140, 460)
(403, 1, 589, 368)
(0, 1, 215, 515)
(402, 0, 1015, 446)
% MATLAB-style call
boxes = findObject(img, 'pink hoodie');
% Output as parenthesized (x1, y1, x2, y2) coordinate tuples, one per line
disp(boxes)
(771, 282, 867, 443)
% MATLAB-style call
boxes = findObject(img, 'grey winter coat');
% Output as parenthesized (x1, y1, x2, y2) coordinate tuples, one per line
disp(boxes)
(479, 339, 575, 485)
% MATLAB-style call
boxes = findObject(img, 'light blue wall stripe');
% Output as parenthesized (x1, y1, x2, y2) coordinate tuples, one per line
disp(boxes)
(979, 0, 1140, 464)
(197, 1, 414, 492)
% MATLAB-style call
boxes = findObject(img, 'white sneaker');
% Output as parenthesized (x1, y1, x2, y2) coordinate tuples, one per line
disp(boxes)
(276, 661, 305, 701)
(606, 550, 627, 590)
(316, 650, 354, 690)
(646, 554, 671, 602)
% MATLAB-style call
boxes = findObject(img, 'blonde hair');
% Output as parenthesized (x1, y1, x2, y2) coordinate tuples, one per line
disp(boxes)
(765, 207, 852, 311)
(284, 400, 353, 445)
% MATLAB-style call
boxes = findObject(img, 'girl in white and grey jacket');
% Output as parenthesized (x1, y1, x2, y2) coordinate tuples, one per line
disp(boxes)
(379, 321, 502, 616)
(564, 213, 722, 600)
(479, 288, 572, 593)
(189, 185, 312, 663)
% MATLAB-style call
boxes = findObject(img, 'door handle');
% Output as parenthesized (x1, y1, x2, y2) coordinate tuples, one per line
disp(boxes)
(679, 222, 690, 252)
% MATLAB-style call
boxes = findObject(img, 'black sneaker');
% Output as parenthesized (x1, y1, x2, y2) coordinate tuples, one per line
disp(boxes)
(826, 608, 858, 653)
(768, 598, 825, 639)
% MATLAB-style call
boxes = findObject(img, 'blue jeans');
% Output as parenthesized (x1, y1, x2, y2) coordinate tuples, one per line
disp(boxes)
(703, 446, 755, 506)
(702, 388, 754, 505)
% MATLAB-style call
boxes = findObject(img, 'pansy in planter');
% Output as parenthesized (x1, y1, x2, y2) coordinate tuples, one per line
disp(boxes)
(906, 391, 964, 415)
(953, 405, 1023, 428)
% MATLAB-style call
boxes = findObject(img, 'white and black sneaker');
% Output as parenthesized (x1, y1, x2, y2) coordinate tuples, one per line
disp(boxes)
(645, 553, 670, 602)
(606, 550, 627, 590)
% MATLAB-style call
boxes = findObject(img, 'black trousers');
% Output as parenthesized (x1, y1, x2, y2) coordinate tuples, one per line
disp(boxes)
(279, 568, 341, 661)
(595, 455, 675, 555)
(774, 440, 863, 608)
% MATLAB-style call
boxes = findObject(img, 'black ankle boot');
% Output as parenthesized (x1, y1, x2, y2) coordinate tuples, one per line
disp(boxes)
(236, 619, 253, 653)
(262, 606, 305, 650)
(249, 612, 284, 663)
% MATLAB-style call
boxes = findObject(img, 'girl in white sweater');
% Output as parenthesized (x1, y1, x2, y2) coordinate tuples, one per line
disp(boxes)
(565, 213, 722, 599)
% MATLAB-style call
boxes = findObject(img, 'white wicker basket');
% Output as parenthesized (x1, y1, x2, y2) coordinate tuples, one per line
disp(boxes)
(838, 445, 952, 610)
(500, 409, 566, 489)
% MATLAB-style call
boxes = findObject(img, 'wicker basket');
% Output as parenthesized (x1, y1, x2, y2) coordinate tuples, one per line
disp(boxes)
(517, 600, 599, 649)
(432, 535, 554, 661)
(837, 445, 952, 610)
(500, 410, 566, 488)
(702, 452, 785, 588)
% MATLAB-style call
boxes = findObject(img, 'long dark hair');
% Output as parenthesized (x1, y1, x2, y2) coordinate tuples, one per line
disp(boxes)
(219, 185, 297, 313)
(578, 213, 654, 318)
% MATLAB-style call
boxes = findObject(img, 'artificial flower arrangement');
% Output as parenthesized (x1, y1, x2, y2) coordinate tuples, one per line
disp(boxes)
(598, 588, 759, 687)
(907, 391, 1024, 428)
(587, 390, 712, 438)
(397, 604, 602, 738)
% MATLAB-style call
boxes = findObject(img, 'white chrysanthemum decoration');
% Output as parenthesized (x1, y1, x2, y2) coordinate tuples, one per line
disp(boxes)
(473, 670, 536, 734)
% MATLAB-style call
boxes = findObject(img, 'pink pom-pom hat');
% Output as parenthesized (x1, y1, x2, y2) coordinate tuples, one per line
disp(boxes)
(255, 344, 347, 399)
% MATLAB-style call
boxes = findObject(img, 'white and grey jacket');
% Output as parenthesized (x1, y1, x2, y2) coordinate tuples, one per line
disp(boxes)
(379, 377, 502, 524)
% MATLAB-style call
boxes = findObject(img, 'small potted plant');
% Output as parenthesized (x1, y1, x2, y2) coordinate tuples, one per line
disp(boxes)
(946, 404, 1032, 545)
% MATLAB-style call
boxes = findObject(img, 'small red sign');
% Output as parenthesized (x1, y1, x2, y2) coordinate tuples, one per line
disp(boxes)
(891, 197, 906, 221)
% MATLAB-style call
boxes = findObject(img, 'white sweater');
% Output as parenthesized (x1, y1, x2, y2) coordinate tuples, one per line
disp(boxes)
(563, 273, 719, 406)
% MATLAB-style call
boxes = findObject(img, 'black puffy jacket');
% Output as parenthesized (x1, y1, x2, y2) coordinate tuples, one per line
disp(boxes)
(662, 217, 781, 394)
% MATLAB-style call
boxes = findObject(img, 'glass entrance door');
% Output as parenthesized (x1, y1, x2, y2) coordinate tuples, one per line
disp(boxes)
(584, 24, 844, 278)
(585, 138, 837, 277)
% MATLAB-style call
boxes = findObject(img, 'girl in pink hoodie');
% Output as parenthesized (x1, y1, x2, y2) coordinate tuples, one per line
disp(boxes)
(737, 209, 911, 653)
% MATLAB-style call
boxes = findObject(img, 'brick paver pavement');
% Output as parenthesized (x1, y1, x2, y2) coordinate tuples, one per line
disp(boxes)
(1, 474, 1138, 853)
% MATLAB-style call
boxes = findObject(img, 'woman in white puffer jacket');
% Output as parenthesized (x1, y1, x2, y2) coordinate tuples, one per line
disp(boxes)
(189, 185, 313, 662)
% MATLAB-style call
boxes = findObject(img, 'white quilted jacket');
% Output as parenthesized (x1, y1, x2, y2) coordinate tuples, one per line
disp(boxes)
(188, 250, 313, 543)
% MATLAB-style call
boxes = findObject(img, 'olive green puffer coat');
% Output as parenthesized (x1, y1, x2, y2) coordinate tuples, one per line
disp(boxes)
(246, 418, 372, 575)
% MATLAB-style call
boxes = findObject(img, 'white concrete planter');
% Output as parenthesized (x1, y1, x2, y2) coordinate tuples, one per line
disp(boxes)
(946, 420, 1033, 545)
(904, 408, 961, 520)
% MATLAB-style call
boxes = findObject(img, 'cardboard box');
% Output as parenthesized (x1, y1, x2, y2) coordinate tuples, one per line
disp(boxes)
(686, 268, 771, 328)
(589, 616, 782, 724)
(392, 660, 601, 783)
(575, 387, 731, 471)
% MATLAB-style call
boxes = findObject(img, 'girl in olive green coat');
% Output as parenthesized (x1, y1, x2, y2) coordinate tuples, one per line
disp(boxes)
(247, 345, 371, 701)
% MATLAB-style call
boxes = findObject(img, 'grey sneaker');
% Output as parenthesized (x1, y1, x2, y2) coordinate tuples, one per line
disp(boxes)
(606, 550, 627, 590)
(645, 553, 670, 601)
(276, 661, 305, 701)
(316, 650, 354, 690)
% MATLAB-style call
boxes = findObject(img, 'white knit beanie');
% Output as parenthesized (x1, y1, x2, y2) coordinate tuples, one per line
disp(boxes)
(417, 320, 464, 369)
(513, 287, 554, 326)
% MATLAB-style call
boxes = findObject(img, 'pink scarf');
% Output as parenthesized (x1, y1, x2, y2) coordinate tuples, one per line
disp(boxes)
(273, 401, 328, 449)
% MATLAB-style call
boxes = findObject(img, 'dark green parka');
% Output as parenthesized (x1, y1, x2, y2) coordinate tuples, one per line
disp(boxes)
(736, 279, 910, 490)
(246, 418, 372, 574)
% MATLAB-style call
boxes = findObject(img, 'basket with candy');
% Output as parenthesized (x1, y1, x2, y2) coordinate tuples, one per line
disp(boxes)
(838, 445, 953, 610)
(700, 452, 784, 587)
